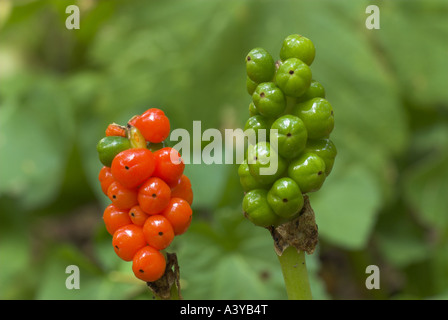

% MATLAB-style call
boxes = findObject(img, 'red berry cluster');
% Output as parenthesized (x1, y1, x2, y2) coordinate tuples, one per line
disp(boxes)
(97, 108, 193, 283)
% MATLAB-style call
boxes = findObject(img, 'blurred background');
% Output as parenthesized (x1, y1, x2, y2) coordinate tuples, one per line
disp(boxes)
(1, 0, 447, 300)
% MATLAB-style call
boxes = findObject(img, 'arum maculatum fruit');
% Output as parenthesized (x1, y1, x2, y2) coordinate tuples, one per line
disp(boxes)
(240, 34, 337, 228)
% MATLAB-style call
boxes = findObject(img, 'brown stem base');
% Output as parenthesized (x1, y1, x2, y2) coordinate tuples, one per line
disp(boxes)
(146, 252, 183, 300)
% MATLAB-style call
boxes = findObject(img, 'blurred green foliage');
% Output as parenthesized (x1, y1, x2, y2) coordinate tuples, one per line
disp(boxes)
(0, 0, 447, 300)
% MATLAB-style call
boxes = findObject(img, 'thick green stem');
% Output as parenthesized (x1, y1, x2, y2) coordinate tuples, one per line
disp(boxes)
(277, 246, 313, 300)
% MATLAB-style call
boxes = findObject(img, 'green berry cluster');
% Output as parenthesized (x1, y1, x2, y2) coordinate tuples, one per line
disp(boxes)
(240, 34, 337, 228)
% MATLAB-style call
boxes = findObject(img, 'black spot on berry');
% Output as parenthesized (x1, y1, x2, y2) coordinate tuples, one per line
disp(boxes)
(260, 92, 265, 98)
(115, 245, 119, 249)
(158, 232, 163, 236)
(283, 198, 288, 203)
(130, 212, 135, 217)
(318, 171, 323, 175)
(112, 195, 116, 199)
(286, 132, 292, 137)
(247, 56, 251, 61)
(331, 111, 334, 116)
(139, 269, 144, 273)
(125, 166, 129, 170)
(289, 70, 294, 75)
(152, 193, 157, 198)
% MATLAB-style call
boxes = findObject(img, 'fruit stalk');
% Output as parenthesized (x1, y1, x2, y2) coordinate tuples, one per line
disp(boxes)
(277, 246, 312, 300)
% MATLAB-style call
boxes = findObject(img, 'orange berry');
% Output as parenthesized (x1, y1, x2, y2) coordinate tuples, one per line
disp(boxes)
(103, 204, 133, 235)
(128, 205, 149, 226)
(142, 215, 175, 250)
(107, 181, 138, 210)
(132, 246, 166, 282)
(161, 198, 193, 235)
(138, 177, 171, 215)
(112, 224, 146, 261)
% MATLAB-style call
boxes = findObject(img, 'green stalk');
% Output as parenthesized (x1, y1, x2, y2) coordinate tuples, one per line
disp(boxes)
(277, 246, 313, 300)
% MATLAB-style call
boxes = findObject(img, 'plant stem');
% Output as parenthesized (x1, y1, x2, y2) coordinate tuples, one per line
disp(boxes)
(277, 246, 313, 300)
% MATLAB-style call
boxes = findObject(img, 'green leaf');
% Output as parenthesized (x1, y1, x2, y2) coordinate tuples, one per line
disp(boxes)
(376, 0, 448, 106)
(402, 152, 448, 229)
(0, 75, 75, 209)
(310, 162, 381, 249)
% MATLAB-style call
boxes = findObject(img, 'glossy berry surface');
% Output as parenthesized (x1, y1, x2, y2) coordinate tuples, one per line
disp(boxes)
(279, 34, 316, 66)
(138, 177, 171, 215)
(98, 166, 115, 195)
(304, 138, 337, 176)
(112, 224, 147, 261)
(97, 136, 131, 167)
(103, 204, 133, 235)
(246, 47, 276, 83)
(111, 148, 155, 189)
(267, 178, 304, 219)
(244, 115, 273, 143)
(143, 215, 175, 250)
(133, 108, 170, 143)
(107, 181, 138, 210)
(247, 141, 287, 185)
(292, 97, 334, 139)
(243, 189, 282, 227)
(170, 175, 193, 205)
(239, 34, 336, 229)
(97, 107, 193, 284)
(275, 58, 312, 97)
(128, 205, 149, 226)
(297, 80, 326, 102)
(252, 82, 286, 118)
(287, 152, 326, 193)
(238, 159, 269, 192)
(152, 147, 185, 187)
(270, 115, 308, 159)
(161, 198, 193, 235)
(132, 246, 166, 282)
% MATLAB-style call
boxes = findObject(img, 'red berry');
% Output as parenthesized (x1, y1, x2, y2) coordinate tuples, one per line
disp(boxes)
(102, 204, 132, 235)
(152, 147, 185, 186)
(112, 224, 147, 261)
(161, 198, 193, 235)
(128, 205, 149, 226)
(107, 181, 138, 210)
(170, 174, 193, 205)
(138, 177, 171, 215)
(143, 215, 175, 250)
(111, 148, 155, 189)
(98, 166, 115, 195)
(133, 108, 170, 143)
(132, 246, 166, 282)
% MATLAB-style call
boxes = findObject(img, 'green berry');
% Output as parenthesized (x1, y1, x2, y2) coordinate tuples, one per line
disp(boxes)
(288, 152, 326, 193)
(267, 178, 304, 219)
(292, 97, 334, 139)
(246, 48, 276, 83)
(279, 34, 316, 66)
(244, 115, 273, 142)
(305, 138, 337, 175)
(97, 136, 131, 167)
(252, 82, 286, 118)
(297, 80, 326, 102)
(238, 159, 269, 192)
(246, 76, 258, 96)
(270, 115, 308, 159)
(243, 189, 282, 227)
(248, 101, 259, 117)
(247, 141, 287, 185)
(275, 58, 312, 97)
